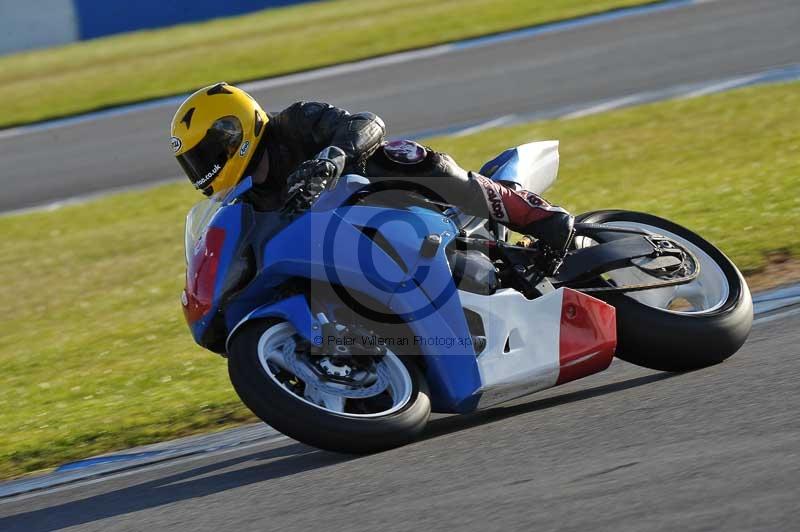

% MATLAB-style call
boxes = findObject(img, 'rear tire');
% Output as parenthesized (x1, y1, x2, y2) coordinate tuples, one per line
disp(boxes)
(228, 319, 431, 453)
(575, 210, 753, 372)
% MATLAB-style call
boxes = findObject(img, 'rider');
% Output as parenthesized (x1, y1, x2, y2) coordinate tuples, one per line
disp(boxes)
(169, 82, 574, 252)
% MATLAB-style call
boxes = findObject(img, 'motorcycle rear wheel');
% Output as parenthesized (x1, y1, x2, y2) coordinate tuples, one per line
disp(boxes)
(574, 210, 753, 372)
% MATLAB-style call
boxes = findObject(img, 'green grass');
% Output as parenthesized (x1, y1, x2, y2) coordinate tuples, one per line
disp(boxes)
(0, 0, 654, 128)
(432, 85, 800, 270)
(1, 82, 799, 479)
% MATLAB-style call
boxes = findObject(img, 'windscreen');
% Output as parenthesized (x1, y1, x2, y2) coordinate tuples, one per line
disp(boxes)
(184, 191, 227, 262)
(183, 177, 253, 262)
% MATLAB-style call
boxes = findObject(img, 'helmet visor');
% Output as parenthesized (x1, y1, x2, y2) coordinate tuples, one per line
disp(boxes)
(177, 116, 244, 194)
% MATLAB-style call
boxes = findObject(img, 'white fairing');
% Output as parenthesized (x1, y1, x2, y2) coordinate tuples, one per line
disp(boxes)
(491, 140, 560, 195)
(459, 288, 565, 408)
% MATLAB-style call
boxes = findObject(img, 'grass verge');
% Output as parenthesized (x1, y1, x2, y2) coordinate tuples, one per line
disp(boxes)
(1, 81, 798, 479)
(0, 0, 654, 128)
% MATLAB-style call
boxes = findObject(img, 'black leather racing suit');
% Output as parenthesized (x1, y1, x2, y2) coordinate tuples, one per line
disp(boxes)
(243, 101, 572, 250)
(243, 101, 385, 211)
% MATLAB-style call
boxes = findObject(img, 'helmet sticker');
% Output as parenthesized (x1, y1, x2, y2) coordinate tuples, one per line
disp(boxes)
(180, 108, 195, 129)
(170, 136, 182, 153)
(194, 163, 222, 189)
(239, 140, 250, 157)
(206, 83, 233, 95)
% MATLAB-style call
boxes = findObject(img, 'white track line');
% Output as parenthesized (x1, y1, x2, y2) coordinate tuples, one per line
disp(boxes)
(0, 176, 183, 217)
(681, 73, 763, 99)
(452, 115, 516, 137)
(561, 94, 649, 119)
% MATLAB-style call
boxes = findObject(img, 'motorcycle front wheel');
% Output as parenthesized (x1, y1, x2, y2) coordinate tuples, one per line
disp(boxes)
(228, 319, 431, 453)
(574, 210, 753, 372)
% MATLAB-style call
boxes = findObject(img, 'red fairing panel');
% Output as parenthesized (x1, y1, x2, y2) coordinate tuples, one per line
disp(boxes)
(182, 227, 225, 325)
(556, 288, 617, 385)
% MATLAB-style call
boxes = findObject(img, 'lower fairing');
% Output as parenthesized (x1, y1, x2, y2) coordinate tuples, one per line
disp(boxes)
(457, 287, 616, 410)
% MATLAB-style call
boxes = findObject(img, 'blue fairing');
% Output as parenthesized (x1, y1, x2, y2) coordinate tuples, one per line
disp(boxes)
(190, 174, 484, 413)
(479, 148, 516, 178)
(227, 294, 320, 350)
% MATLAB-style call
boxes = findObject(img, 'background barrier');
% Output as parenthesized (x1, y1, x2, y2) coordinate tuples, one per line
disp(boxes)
(0, 0, 311, 55)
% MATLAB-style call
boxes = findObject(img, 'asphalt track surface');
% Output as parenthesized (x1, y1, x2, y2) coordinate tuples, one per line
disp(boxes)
(1, 310, 798, 531)
(1, 0, 799, 212)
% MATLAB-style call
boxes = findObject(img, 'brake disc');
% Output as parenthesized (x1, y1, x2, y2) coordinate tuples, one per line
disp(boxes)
(282, 339, 390, 398)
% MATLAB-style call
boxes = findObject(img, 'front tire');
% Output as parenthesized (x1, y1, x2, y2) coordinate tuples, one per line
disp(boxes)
(574, 210, 753, 372)
(228, 319, 431, 453)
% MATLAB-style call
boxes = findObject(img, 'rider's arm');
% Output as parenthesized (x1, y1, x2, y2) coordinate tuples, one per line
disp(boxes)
(274, 101, 386, 167)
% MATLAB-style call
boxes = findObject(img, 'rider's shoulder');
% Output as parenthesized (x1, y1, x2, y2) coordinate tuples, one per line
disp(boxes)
(281, 100, 336, 118)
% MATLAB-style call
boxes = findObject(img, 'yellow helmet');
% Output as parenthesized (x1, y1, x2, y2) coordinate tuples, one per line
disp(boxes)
(170, 82, 269, 196)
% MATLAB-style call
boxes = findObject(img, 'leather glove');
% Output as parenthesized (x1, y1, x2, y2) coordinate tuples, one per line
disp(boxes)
(282, 146, 347, 217)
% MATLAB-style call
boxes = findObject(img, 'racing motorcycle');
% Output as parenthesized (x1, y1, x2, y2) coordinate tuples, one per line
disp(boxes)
(182, 141, 753, 453)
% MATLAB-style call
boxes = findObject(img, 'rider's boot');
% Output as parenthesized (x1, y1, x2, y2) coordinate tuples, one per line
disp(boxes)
(469, 172, 574, 253)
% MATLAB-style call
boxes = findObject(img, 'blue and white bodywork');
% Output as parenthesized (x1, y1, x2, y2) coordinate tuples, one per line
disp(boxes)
(182, 141, 615, 430)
